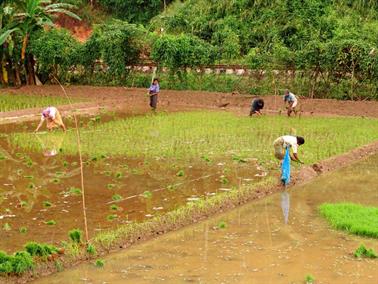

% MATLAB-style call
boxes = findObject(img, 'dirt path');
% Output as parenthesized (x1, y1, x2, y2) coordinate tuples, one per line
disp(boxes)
(1, 86, 378, 122)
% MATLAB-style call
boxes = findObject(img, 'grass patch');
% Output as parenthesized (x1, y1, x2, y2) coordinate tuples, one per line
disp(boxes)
(0, 250, 34, 275)
(10, 112, 378, 165)
(319, 203, 378, 238)
(0, 93, 84, 112)
(354, 244, 377, 259)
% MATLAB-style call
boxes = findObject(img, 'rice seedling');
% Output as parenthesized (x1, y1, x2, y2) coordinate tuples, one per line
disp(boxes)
(86, 244, 97, 256)
(104, 171, 112, 177)
(63, 161, 69, 167)
(69, 229, 83, 244)
(142, 191, 152, 199)
(19, 227, 28, 234)
(51, 178, 60, 184)
(95, 259, 105, 268)
(354, 244, 377, 259)
(23, 175, 34, 180)
(115, 172, 123, 179)
(43, 201, 53, 208)
(112, 194, 122, 201)
(107, 184, 116, 190)
(3, 223, 11, 231)
(319, 203, 378, 238)
(217, 220, 227, 229)
(166, 184, 177, 192)
(27, 183, 35, 189)
(220, 176, 229, 185)
(45, 220, 57, 226)
(107, 214, 118, 221)
(176, 170, 185, 177)
(110, 205, 121, 211)
(19, 200, 28, 207)
(68, 187, 82, 196)
(305, 274, 315, 283)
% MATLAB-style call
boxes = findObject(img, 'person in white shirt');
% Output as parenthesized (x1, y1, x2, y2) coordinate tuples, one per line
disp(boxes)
(35, 106, 66, 132)
(283, 89, 298, 117)
(273, 135, 305, 163)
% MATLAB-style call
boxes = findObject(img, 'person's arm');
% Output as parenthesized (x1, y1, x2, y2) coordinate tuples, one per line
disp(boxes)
(59, 122, 67, 132)
(35, 119, 44, 132)
(291, 153, 304, 164)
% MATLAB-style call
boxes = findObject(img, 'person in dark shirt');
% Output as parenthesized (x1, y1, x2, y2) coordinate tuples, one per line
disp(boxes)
(249, 98, 264, 116)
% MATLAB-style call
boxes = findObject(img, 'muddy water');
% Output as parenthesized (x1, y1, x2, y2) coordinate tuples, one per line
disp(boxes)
(0, 117, 265, 252)
(35, 154, 378, 284)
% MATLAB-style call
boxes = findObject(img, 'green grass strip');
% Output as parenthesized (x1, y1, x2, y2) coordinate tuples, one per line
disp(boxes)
(319, 203, 378, 238)
(10, 111, 378, 165)
(0, 94, 84, 112)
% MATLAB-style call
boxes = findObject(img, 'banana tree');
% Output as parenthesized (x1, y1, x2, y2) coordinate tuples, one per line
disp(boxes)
(0, 0, 80, 85)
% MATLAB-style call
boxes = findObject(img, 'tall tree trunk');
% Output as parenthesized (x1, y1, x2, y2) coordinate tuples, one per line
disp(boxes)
(26, 53, 36, 85)
(14, 62, 22, 87)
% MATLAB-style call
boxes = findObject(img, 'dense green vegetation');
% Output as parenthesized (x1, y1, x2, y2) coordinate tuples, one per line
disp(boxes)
(3, 0, 378, 99)
(319, 203, 378, 238)
(0, 93, 83, 112)
(10, 112, 378, 165)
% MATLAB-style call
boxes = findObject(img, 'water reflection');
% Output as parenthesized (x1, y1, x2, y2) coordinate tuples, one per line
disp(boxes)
(35, 132, 65, 157)
(280, 190, 290, 224)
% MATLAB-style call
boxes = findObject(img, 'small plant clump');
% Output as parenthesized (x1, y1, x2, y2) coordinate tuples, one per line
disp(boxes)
(107, 183, 116, 190)
(217, 220, 227, 229)
(110, 204, 121, 211)
(95, 259, 105, 268)
(305, 274, 315, 284)
(3, 223, 11, 231)
(19, 227, 28, 234)
(86, 244, 97, 256)
(68, 187, 82, 196)
(142, 191, 152, 199)
(24, 242, 58, 258)
(43, 201, 53, 208)
(176, 170, 185, 177)
(112, 194, 123, 201)
(107, 214, 118, 221)
(45, 220, 56, 226)
(0, 250, 34, 275)
(354, 244, 378, 259)
(69, 229, 83, 244)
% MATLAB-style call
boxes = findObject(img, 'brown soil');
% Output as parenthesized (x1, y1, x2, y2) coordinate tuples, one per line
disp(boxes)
(55, 14, 92, 42)
(1, 85, 378, 124)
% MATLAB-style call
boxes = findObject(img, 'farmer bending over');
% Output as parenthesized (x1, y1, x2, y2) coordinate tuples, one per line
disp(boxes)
(283, 89, 298, 117)
(249, 98, 264, 116)
(149, 78, 160, 111)
(273, 135, 304, 163)
(35, 106, 66, 132)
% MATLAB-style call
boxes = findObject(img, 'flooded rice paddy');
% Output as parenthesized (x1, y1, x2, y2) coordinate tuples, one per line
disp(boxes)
(34, 154, 378, 284)
(0, 114, 265, 252)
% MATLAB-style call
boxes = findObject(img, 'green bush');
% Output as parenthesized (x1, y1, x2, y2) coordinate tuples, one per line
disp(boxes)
(151, 33, 216, 73)
(30, 28, 80, 83)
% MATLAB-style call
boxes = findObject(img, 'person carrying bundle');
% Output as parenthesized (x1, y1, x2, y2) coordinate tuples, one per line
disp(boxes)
(249, 98, 264, 116)
(273, 135, 304, 164)
(35, 106, 66, 132)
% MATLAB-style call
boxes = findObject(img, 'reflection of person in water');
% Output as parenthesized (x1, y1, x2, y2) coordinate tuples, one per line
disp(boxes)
(281, 191, 290, 224)
(35, 132, 65, 157)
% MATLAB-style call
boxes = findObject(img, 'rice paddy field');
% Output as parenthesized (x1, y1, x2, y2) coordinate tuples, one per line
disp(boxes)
(1, 96, 378, 282)
(0, 93, 85, 112)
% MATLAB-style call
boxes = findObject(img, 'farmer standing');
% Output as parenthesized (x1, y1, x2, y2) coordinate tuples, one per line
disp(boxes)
(273, 135, 305, 163)
(249, 98, 264, 116)
(283, 89, 298, 117)
(35, 106, 66, 132)
(149, 78, 160, 111)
